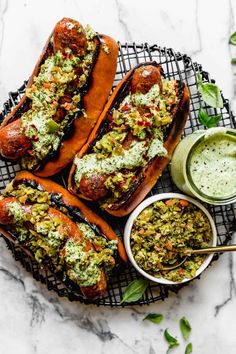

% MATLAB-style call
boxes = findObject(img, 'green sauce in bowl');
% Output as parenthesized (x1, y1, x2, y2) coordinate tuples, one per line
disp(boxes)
(171, 127, 236, 205)
(187, 130, 236, 201)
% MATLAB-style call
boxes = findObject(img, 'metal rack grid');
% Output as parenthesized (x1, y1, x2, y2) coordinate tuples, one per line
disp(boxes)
(0, 43, 235, 307)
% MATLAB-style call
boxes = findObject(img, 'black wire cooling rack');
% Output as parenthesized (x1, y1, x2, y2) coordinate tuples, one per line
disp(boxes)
(0, 43, 235, 307)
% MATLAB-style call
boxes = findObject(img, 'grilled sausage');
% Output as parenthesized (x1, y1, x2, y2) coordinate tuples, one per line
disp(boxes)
(0, 197, 17, 224)
(131, 65, 163, 94)
(53, 17, 88, 55)
(80, 173, 109, 200)
(0, 120, 31, 159)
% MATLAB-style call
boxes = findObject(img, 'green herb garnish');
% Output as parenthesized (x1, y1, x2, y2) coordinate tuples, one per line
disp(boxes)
(143, 313, 163, 324)
(198, 107, 221, 128)
(120, 279, 149, 304)
(229, 31, 236, 45)
(197, 74, 223, 108)
(164, 329, 179, 353)
(180, 316, 191, 340)
(185, 343, 193, 354)
(231, 58, 236, 65)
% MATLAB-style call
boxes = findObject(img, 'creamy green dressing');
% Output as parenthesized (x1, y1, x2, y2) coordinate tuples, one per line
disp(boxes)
(147, 138, 167, 160)
(188, 133, 236, 198)
(22, 114, 66, 161)
(64, 239, 101, 287)
(78, 222, 118, 252)
(129, 84, 161, 107)
(74, 139, 167, 184)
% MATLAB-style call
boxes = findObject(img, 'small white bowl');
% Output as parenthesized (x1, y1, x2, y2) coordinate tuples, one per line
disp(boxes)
(124, 193, 217, 285)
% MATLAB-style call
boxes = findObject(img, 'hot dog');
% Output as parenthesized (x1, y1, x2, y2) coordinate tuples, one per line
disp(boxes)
(68, 62, 190, 216)
(0, 18, 118, 176)
(0, 171, 127, 299)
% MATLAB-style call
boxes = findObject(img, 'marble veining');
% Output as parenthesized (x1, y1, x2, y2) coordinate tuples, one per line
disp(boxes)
(0, 1, 236, 353)
(115, 0, 132, 43)
(191, 0, 202, 56)
(214, 253, 236, 316)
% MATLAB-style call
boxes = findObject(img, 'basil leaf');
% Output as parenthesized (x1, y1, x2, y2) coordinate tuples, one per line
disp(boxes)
(164, 329, 179, 353)
(201, 83, 223, 108)
(143, 313, 163, 324)
(229, 31, 236, 45)
(198, 108, 221, 128)
(121, 279, 149, 303)
(231, 58, 236, 65)
(185, 343, 193, 354)
(180, 316, 191, 340)
(197, 74, 223, 108)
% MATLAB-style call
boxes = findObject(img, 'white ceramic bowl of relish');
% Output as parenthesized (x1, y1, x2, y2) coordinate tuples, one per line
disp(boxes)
(124, 193, 217, 285)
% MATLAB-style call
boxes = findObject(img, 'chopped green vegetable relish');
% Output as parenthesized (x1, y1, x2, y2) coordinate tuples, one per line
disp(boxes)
(5, 184, 117, 287)
(130, 198, 212, 282)
(21, 26, 97, 170)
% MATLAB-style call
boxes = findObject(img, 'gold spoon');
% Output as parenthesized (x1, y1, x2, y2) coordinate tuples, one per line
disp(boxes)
(162, 244, 236, 271)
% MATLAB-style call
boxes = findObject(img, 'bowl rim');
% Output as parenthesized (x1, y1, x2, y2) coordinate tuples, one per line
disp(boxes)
(123, 192, 217, 285)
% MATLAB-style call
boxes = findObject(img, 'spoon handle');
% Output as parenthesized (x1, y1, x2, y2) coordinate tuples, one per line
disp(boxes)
(162, 244, 236, 271)
(191, 244, 236, 255)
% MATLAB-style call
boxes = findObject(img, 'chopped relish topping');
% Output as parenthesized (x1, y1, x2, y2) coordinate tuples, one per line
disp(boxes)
(102, 43, 110, 54)
(21, 26, 97, 170)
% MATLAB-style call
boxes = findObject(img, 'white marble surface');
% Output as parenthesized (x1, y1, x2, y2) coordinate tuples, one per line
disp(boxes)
(0, 0, 236, 353)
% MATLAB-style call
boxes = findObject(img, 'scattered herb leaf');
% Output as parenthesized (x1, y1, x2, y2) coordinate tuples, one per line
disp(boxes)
(229, 31, 236, 45)
(143, 313, 164, 324)
(197, 74, 223, 108)
(164, 329, 179, 353)
(180, 316, 191, 340)
(185, 343, 193, 354)
(198, 107, 221, 128)
(231, 58, 236, 65)
(120, 279, 149, 304)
